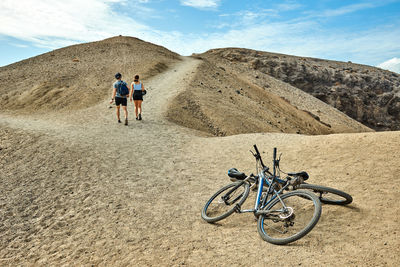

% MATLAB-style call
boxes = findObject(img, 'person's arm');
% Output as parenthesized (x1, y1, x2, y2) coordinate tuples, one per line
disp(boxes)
(141, 82, 145, 91)
(110, 87, 116, 104)
(130, 83, 134, 102)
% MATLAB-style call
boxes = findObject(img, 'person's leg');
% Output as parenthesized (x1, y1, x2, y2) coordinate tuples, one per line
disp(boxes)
(115, 97, 122, 123)
(121, 98, 128, 125)
(134, 100, 139, 119)
(138, 100, 142, 114)
(122, 106, 128, 118)
(122, 106, 128, 122)
(116, 105, 121, 122)
(138, 100, 143, 120)
(122, 99, 128, 119)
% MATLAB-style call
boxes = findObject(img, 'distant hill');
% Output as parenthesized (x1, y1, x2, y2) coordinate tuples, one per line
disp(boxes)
(200, 48, 400, 131)
(0, 36, 180, 113)
(0, 36, 373, 135)
(167, 56, 372, 136)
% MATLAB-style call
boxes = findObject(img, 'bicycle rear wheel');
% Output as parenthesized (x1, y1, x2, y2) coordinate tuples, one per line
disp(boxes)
(298, 184, 353, 205)
(257, 190, 321, 245)
(201, 181, 250, 223)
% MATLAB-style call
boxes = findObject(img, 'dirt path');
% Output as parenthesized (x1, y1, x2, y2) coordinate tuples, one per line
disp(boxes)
(1, 56, 399, 266)
(0, 56, 204, 265)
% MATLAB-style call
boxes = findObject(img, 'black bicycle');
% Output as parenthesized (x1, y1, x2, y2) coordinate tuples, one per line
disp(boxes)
(201, 145, 322, 245)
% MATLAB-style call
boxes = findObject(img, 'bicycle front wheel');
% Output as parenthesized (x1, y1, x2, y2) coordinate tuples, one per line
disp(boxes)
(201, 182, 250, 223)
(257, 190, 321, 245)
(298, 184, 353, 205)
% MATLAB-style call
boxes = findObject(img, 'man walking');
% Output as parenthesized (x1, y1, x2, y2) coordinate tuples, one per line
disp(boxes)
(110, 72, 129, 125)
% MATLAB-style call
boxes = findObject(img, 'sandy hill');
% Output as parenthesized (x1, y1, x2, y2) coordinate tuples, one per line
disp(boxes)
(0, 36, 399, 266)
(167, 52, 372, 136)
(0, 36, 180, 113)
(200, 48, 400, 131)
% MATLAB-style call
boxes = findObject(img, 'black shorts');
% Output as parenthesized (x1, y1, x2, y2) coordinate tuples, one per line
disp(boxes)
(133, 91, 143, 101)
(115, 97, 127, 106)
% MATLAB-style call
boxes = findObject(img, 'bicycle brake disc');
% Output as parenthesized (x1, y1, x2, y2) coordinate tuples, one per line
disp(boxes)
(279, 207, 294, 219)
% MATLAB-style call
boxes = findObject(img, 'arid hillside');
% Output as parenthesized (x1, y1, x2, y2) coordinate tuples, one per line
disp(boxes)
(0, 36, 180, 113)
(0, 36, 371, 136)
(167, 58, 334, 136)
(200, 48, 400, 131)
(166, 54, 371, 136)
(1, 36, 398, 266)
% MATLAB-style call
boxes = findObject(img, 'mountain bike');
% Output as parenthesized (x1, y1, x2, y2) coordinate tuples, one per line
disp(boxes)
(201, 145, 322, 245)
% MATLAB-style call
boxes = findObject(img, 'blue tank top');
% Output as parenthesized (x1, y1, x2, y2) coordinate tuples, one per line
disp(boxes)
(133, 82, 142, 91)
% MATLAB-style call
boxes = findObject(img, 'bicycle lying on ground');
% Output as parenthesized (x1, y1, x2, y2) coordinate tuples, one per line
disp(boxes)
(201, 145, 353, 245)
(201, 145, 322, 245)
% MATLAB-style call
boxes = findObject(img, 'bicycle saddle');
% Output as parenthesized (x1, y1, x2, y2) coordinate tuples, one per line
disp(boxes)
(287, 171, 309, 180)
(227, 168, 247, 180)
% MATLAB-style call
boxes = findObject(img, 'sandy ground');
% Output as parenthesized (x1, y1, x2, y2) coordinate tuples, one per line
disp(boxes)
(1, 56, 399, 266)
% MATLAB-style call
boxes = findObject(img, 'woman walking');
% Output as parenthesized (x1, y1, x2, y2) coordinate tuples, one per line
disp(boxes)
(130, 75, 145, 120)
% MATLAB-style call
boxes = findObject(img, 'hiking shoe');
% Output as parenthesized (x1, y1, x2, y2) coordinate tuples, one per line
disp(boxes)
(138, 114, 142, 120)
(136, 117, 139, 121)
(125, 119, 128, 125)
(118, 119, 121, 123)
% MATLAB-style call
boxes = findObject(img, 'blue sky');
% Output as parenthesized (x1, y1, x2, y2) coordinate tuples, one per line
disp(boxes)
(1, 0, 400, 72)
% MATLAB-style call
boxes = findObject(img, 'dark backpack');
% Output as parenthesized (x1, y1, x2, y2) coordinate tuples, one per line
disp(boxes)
(117, 81, 129, 96)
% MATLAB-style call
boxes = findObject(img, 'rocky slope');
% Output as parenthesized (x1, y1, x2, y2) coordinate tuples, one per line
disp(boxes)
(201, 48, 400, 131)
(182, 54, 371, 136)
(166, 59, 335, 136)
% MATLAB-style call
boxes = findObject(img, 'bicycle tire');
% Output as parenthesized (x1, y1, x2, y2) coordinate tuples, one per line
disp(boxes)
(297, 184, 353, 205)
(257, 190, 321, 245)
(201, 181, 250, 223)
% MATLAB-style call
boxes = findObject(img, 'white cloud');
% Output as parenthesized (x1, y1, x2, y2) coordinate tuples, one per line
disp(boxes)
(212, 9, 279, 30)
(276, 2, 303, 12)
(0, 0, 149, 48)
(303, 1, 398, 19)
(11, 43, 29, 48)
(377, 58, 400, 73)
(320, 3, 375, 17)
(304, 3, 383, 18)
(180, 0, 220, 9)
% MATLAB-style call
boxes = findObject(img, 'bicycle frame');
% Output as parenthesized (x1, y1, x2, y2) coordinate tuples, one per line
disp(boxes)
(223, 145, 303, 219)
(237, 154, 290, 216)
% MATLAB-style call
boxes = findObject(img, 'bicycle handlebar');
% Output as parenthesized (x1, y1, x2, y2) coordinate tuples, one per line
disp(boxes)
(253, 145, 280, 177)
(253, 144, 266, 168)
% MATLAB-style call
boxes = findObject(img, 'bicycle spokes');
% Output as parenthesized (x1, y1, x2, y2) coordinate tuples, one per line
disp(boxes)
(259, 192, 318, 241)
(203, 182, 249, 221)
(222, 192, 244, 205)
